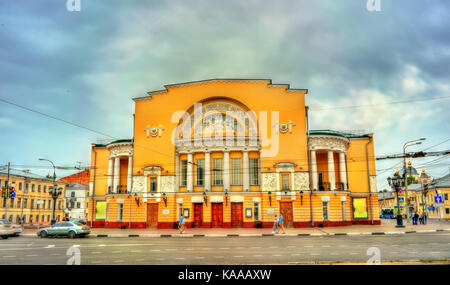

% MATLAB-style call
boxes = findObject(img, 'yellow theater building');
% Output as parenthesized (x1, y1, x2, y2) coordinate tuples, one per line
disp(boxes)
(88, 79, 380, 228)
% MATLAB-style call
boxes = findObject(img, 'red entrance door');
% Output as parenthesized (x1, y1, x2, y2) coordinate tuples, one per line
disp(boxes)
(231, 202, 243, 227)
(147, 203, 158, 228)
(279, 201, 293, 227)
(211, 203, 223, 228)
(193, 203, 203, 228)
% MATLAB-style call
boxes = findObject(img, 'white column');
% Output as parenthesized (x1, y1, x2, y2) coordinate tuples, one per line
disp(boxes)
(311, 150, 318, 191)
(187, 153, 193, 192)
(243, 150, 249, 191)
(339, 152, 347, 190)
(107, 157, 114, 193)
(328, 151, 336, 191)
(127, 155, 133, 193)
(175, 153, 180, 190)
(113, 156, 120, 193)
(205, 151, 211, 191)
(223, 151, 230, 191)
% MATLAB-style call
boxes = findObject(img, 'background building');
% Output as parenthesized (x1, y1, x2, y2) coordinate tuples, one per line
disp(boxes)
(0, 168, 66, 225)
(64, 183, 89, 220)
(88, 79, 379, 228)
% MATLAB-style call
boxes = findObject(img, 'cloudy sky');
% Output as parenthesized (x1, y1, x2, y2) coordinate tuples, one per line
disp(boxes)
(0, 0, 449, 191)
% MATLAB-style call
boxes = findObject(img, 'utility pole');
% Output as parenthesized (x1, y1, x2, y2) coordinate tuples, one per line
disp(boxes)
(4, 162, 10, 220)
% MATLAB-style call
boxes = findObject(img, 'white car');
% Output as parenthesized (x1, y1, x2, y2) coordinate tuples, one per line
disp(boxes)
(0, 220, 15, 239)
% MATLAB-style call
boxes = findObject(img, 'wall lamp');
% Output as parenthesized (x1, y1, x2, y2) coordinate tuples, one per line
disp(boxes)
(134, 193, 141, 207)
(300, 191, 303, 206)
(225, 189, 228, 206)
(203, 191, 208, 206)
(162, 192, 167, 207)
(268, 191, 272, 206)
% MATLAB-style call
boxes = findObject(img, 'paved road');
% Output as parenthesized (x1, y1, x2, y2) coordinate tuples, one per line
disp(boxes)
(1, 232, 449, 265)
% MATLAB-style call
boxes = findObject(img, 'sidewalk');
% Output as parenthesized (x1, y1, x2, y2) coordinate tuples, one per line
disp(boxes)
(21, 219, 450, 237)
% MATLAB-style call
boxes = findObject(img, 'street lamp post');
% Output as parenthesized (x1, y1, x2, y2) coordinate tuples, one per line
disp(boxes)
(387, 170, 405, 228)
(402, 138, 426, 223)
(39, 158, 62, 225)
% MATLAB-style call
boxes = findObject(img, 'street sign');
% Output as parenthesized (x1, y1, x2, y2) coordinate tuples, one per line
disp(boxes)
(435, 196, 443, 204)
(398, 197, 404, 203)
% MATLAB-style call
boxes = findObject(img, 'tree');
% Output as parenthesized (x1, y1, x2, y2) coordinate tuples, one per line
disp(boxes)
(407, 175, 418, 185)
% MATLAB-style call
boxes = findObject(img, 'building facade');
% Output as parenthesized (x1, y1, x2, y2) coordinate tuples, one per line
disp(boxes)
(64, 183, 89, 220)
(88, 79, 380, 228)
(0, 168, 66, 225)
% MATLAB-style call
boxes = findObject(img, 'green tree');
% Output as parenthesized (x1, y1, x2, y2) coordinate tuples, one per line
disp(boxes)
(407, 175, 418, 185)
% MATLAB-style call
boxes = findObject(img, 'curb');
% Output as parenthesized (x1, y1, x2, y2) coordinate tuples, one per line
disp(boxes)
(18, 228, 450, 238)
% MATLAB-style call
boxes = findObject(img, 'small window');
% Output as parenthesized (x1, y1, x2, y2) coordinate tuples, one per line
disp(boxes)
(445, 194, 448, 201)
(323, 201, 329, 221)
(71, 192, 75, 197)
(150, 177, 157, 192)
(196, 159, 205, 186)
(44, 186, 47, 193)
(38, 185, 41, 192)
(254, 202, 260, 221)
(281, 174, 290, 190)
(117, 203, 124, 221)
(180, 160, 187, 187)
(19, 182, 22, 190)
(32, 184, 35, 192)
(213, 158, 223, 186)
(446, 208, 449, 214)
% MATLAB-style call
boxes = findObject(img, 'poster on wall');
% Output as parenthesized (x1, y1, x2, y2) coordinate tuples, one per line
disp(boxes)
(353, 198, 368, 219)
(95, 201, 107, 220)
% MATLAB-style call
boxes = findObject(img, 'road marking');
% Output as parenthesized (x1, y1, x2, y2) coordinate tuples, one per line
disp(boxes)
(26, 255, 39, 257)
(91, 252, 102, 254)
(45, 245, 55, 248)
(73, 245, 80, 247)
(304, 245, 313, 248)
(3, 256, 16, 258)
(98, 245, 106, 247)
(165, 249, 176, 251)
(50, 253, 61, 256)
(150, 249, 161, 252)
(184, 248, 193, 251)
(330, 253, 339, 255)
(430, 252, 441, 254)
(310, 253, 320, 256)
(155, 258, 165, 261)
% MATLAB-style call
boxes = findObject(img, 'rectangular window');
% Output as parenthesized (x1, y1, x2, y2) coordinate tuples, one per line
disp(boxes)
(32, 184, 35, 192)
(25, 183, 29, 193)
(446, 208, 449, 214)
(323, 201, 329, 221)
(281, 174, 290, 190)
(38, 185, 41, 192)
(31, 199, 34, 209)
(17, 198, 21, 208)
(43, 200, 46, 209)
(445, 194, 448, 201)
(150, 177, 157, 192)
(71, 192, 75, 197)
(249, 158, 259, 185)
(77, 202, 81, 209)
(19, 182, 22, 190)
(213, 158, 223, 186)
(180, 160, 187, 187)
(196, 159, 205, 186)
(23, 199, 28, 208)
(254, 202, 260, 221)
(10, 199, 14, 208)
(341, 201, 346, 221)
(43, 186, 46, 193)
(231, 158, 242, 185)
(117, 203, 124, 221)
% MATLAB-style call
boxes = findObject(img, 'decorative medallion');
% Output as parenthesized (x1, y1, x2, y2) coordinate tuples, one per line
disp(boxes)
(274, 120, 295, 134)
(145, 124, 165, 137)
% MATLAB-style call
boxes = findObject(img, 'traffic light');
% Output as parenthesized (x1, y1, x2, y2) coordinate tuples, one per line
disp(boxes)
(8, 187, 15, 199)
(423, 183, 428, 195)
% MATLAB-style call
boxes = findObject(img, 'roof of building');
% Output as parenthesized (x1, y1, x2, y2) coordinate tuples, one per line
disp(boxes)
(0, 168, 65, 183)
(309, 129, 371, 139)
(93, 139, 132, 148)
(432, 173, 450, 188)
(406, 184, 423, 191)
(65, 183, 89, 190)
(378, 192, 395, 200)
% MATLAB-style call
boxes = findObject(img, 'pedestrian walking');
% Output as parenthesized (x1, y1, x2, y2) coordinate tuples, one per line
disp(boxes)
(419, 212, 424, 224)
(412, 210, 417, 225)
(414, 211, 419, 225)
(178, 214, 185, 234)
(278, 213, 286, 234)
(272, 214, 279, 234)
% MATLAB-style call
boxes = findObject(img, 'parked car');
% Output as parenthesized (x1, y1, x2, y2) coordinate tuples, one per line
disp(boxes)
(0, 220, 15, 239)
(37, 221, 90, 238)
